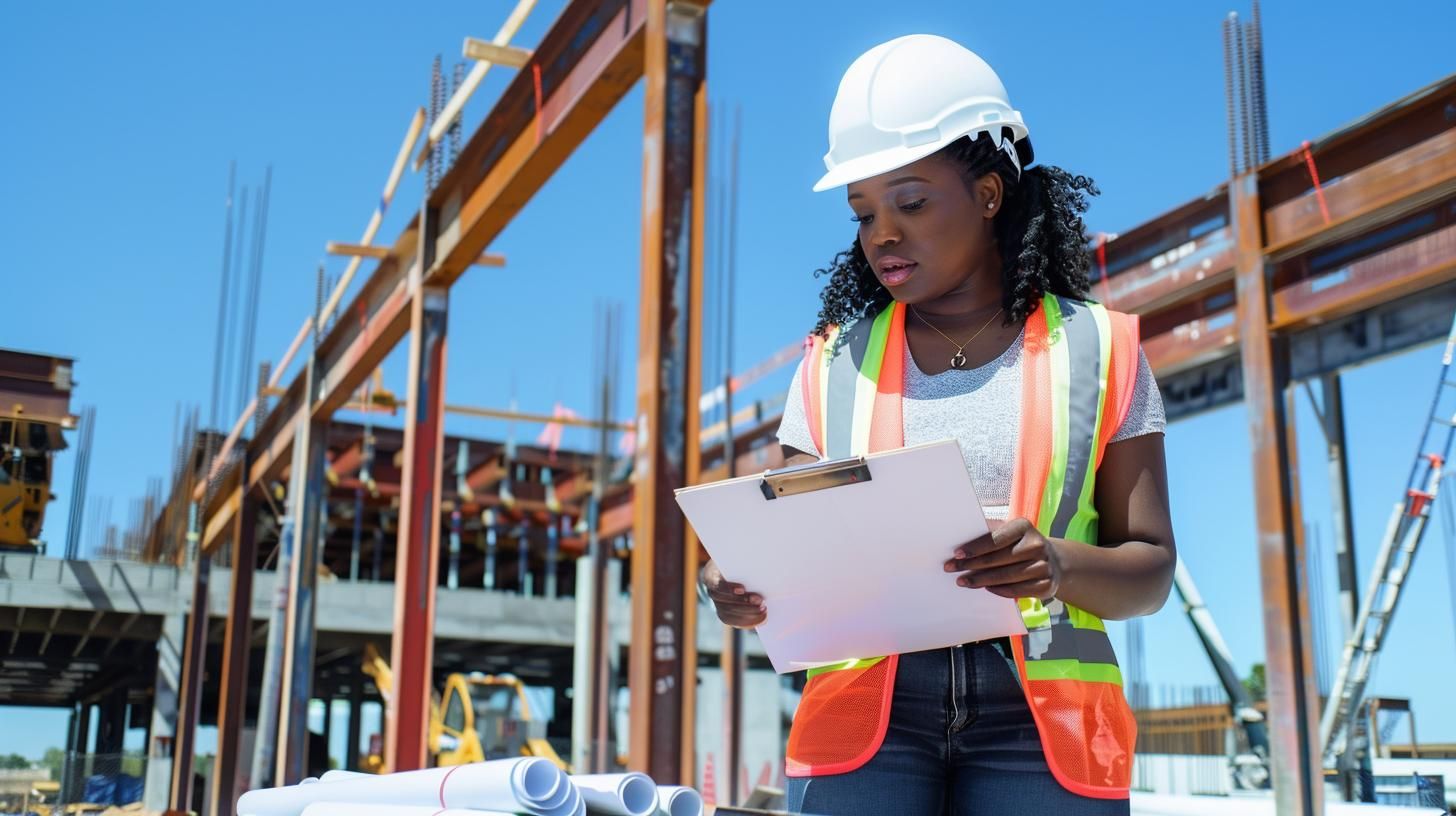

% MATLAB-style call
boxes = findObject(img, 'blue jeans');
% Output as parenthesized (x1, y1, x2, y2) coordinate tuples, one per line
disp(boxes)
(786, 641, 1130, 815)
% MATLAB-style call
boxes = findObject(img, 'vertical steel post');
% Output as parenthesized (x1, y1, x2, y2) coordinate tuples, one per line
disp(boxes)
(277, 407, 330, 783)
(386, 203, 448, 773)
(630, 0, 708, 784)
(1232, 174, 1324, 816)
(1321, 372, 1360, 637)
(212, 482, 258, 816)
(170, 502, 209, 813)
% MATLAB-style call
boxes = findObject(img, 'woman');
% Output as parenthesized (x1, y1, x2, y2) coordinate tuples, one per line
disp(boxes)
(702, 35, 1177, 814)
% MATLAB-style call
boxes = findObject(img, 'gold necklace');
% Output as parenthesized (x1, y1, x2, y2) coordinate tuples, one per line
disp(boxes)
(911, 305, 1003, 370)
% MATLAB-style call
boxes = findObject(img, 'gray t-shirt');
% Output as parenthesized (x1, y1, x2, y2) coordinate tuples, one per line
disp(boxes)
(776, 326, 1166, 521)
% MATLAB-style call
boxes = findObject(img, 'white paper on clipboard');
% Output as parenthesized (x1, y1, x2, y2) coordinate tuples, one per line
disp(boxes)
(675, 439, 1027, 673)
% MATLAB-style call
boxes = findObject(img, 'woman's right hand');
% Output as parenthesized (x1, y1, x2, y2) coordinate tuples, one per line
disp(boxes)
(702, 559, 766, 629)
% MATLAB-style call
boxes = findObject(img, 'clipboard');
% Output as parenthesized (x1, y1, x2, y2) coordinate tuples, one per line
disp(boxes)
(675, 439, 1027, 673)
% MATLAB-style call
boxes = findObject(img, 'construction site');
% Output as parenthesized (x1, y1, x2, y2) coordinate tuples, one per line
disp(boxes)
(2, 1, 1455, 815)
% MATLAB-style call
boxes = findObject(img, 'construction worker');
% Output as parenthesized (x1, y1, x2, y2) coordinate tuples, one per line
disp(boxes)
(703, 35, 1177, 814)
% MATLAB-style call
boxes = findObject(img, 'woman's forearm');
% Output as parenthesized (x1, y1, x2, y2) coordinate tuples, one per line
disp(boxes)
(1053, 536, 1176, 621)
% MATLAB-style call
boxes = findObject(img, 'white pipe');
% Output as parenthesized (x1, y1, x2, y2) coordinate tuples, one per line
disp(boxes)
(655, 786, 703, 816)
(571, 773, 659, 816)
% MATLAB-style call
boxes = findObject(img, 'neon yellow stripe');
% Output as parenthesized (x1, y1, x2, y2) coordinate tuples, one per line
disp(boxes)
(1066, 604, 1106, 632)
(1023, 659, 1123, 685)
(1065, 303, 1114, 545)
(1039, 295, 1070, 531)
(850, 309, 894, 455)
(806, 656, 886, 679)
(1019, 597, 1051, 629)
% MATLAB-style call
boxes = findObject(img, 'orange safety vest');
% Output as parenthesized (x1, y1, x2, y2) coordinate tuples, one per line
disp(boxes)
(784, 293, 1141, 800)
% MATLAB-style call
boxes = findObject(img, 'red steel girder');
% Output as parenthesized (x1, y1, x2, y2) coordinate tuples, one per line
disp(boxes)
(385, 225, 450, 773)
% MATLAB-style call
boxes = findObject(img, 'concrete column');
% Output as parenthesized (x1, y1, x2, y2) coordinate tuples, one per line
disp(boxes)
(143, 612, 185, 812)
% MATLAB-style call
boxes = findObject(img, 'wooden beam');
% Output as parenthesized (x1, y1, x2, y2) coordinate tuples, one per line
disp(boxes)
(326, 242, 390, 259)
(463, 38, 533, 68)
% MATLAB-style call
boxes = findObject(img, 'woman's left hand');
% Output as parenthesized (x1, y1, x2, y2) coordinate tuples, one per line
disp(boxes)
(943, 518, 1064, 601)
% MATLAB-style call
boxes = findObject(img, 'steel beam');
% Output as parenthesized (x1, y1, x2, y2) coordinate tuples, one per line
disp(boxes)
(212, 482, 258, 816)
(1319, 373, 1361, 637)
(277, 361, 331, 785)
(386, 206, 448, 773)
(628, 0, 707, 784)
(1232, 175, 1324, 815)
(170, 530, 210, 813)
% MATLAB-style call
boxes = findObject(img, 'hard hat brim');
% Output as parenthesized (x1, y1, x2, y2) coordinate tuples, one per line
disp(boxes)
(811, 140, 950, 193)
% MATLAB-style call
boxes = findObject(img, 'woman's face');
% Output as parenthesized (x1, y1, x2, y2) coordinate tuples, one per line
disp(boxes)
(845, 153, 1003, 308)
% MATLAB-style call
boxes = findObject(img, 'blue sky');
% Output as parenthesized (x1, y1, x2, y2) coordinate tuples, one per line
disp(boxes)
(3, 0, 1456, 760)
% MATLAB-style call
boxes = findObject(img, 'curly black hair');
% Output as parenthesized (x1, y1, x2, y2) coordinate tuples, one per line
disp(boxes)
(812, 130, 1099, 335)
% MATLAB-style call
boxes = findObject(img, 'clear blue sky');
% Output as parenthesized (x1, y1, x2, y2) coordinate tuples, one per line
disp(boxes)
(3, 0, 1455, 760)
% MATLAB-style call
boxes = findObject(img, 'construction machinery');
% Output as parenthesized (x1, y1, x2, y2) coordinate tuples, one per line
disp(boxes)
(1172, 560, 1272, 790)
(360, 643, 568, 772)
(0, 350, 76, 550)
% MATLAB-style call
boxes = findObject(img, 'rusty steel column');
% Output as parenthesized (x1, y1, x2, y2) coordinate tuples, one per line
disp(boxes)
(630, 0, 708, 785)
(386, 204, 447, 773)
(277, 401, 330, 784)
(170, 506, 210, 813)
(211, 480, 258, 816)
(1231, 174, 1324, 816)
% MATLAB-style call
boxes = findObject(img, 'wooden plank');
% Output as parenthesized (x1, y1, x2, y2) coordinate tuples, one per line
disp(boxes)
(326, 242, 390, 259)
(463, 38, 533, 67)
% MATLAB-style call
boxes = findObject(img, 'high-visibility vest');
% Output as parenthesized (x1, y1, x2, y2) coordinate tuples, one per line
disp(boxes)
(784, 293, 1142, 800)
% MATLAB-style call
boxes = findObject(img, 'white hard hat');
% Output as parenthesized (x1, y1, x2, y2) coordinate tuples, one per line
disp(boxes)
(813, 35, 1031, 192)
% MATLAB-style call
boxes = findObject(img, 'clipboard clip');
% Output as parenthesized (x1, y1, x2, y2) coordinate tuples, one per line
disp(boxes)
(759, 456, 872, 500)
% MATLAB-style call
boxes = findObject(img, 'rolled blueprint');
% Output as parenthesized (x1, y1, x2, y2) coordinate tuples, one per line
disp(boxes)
(316, 770, 368, 782)
(655, 785, 703, 816)
(237, 757, 582, 816)
(301, 805, 516, 816)
(571, 773, 659, 816)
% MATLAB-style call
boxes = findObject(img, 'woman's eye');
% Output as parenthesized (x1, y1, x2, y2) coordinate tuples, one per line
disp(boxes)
(851, 213, 874, 225)
(900, 198, 927, 212)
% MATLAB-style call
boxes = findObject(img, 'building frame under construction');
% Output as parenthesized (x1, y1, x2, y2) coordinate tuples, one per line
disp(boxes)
(45, 2, 1453, 815)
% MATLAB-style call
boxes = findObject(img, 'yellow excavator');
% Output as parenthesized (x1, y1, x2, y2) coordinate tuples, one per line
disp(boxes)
(360, 643, 568, 771)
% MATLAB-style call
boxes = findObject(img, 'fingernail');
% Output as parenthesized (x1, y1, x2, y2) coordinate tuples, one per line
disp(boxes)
(954, 550, 966, 559)
(749, 595, 761, 604)
(943, 561, 955, 572)
(957, 576, 969, 587)
(757, 604, 767, 612)
(733, 587, 744, 595)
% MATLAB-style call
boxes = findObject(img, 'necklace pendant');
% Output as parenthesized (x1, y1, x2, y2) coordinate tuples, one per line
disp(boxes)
(950, 351, 967, 369)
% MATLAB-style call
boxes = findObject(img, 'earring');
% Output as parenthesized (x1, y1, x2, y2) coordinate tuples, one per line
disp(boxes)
(986, 202, 995, 210)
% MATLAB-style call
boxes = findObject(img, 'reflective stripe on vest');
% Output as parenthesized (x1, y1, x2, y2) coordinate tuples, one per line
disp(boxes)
(787, 294, 1142, 798)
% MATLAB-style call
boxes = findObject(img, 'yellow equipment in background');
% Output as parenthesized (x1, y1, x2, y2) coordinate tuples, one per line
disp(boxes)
(360, 643, 568, 772)
(0, 349, 76, 551)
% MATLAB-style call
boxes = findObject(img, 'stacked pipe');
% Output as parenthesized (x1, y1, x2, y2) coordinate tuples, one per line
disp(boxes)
(237, 759, 704, 816)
